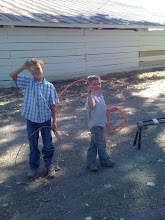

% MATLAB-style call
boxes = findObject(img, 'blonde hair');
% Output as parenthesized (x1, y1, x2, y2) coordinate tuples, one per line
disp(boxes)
(87, 75, 101, 83)
(30, 58, 45, 71)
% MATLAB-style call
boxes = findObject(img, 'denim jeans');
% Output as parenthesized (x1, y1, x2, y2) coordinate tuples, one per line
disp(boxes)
(27, 119, 54, 170)
(87, 126, 110, 166)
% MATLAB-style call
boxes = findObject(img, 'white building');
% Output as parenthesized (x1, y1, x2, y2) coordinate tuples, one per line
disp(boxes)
(0, 0, 165, 88)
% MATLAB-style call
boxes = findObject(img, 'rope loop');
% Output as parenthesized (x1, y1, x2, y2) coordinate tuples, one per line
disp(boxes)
(55, 79, 128, 156)
(106, 107, 128, 133)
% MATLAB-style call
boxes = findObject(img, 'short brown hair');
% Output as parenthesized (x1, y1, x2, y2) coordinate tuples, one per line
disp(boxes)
(87, 75, 101, 83)
(30, 58, 45, 70)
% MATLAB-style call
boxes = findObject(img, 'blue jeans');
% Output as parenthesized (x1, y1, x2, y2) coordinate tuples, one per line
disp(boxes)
(27, 119, 54, 170)
(87, 126, 110, 166)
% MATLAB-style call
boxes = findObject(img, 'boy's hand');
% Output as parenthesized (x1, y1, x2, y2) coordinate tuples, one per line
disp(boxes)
(110, 107, 118, 112)
(51, 122, 60, 142)
(51, 122, 57, 133)
(87, 85, 93, 93)
(23, 60, 32, 71)
(9, 60, 32, 80)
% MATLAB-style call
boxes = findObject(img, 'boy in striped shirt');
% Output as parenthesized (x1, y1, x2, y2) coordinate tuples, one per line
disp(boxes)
(9, 58, 58, 178)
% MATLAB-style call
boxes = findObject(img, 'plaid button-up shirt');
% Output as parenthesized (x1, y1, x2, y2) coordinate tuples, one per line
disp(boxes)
(14, 74, 58, 123)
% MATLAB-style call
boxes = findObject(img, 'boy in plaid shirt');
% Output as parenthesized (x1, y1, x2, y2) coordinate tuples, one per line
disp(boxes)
(9, 58, 58, 178)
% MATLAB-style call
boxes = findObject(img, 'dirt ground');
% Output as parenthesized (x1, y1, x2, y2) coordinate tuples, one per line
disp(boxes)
(1, 69, 165, 220)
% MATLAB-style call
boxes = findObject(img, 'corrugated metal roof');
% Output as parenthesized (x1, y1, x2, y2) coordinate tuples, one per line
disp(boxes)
(0, 0, 165, 28)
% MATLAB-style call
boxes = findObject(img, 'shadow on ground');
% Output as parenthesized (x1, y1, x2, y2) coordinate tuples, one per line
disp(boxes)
(1, 69, 165, 220)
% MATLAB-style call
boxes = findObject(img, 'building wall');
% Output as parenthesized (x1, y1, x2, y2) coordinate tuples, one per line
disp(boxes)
(139, 30, 165, 69)
(0, 26, 165, 88)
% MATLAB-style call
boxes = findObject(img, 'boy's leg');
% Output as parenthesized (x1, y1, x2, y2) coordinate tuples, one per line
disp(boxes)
(87, 127, 97, 167)
(27, 120, 40, 170)
(87, 139, 97, 166)
(92, 127, 110, 165)
(40, 120, 54, 168)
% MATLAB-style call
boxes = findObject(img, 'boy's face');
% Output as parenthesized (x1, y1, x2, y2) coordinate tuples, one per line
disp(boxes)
(30, 63, 44, 82)
(90, 79, 101, 93)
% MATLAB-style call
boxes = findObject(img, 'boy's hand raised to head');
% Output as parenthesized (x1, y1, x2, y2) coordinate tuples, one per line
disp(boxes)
(9, 60, 32, 80)
(23, 60, 32, 71)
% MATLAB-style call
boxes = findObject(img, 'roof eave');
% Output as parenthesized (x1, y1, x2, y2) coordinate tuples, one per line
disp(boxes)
(1, 21, 165, 30)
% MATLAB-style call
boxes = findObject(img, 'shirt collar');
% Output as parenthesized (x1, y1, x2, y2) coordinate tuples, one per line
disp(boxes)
(33, 77, 46, 84)
(92, 91, 102, 96)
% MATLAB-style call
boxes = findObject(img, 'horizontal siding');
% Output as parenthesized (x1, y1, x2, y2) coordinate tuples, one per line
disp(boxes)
(139, 31, 165, 51)
(139, 30, 165, 70)
(86, 52, 138, 62)
(139, 46, 165, 51)
(139, 59, 165, 67)
(0, 51, 10, 59)
(84, 29, 138, 36)
(2, 27, 165, 87)
(9, 56, 85, 65)
(139, 64, 165, 71)
(0, 42, 85, 51)
(140, 51, 165, 57)
(9, 49, 85, 58)
(140, 41, 165, 47)
(140, 55, 165, 61)
(139, 31, 165, 36)
(3, 35, 139, 43)
(140, 36, 165, 42)
(6, 28, 84, 36)
(86, 56, 138, 67)
(86, 47, 138, 54)
(0, 27, 140, 87)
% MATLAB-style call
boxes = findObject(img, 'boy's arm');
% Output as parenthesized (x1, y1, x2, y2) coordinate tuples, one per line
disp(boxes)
(50, 104, 57, 132)
(87, 86, 94, 109)
(9, 61, 31, 80)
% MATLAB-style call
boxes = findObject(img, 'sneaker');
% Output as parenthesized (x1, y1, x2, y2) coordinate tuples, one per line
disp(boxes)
(86, 164, 98, 171)
(27, 169, 37, 178)
(102, 160, 116, 168)
(47, 165, 56, 178)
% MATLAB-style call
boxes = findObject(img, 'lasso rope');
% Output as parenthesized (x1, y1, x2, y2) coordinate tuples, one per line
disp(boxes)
(55, 79, 128, 156)
(15, 126, 61, 169)
(15, 78, 128, 166)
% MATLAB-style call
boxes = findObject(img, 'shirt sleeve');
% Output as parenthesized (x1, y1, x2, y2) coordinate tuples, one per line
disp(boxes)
(50, 85, 59, 105)
(13, 74, 30, 90)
